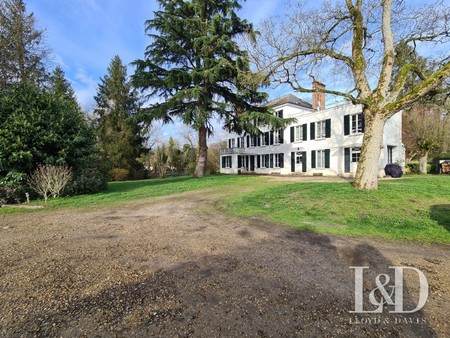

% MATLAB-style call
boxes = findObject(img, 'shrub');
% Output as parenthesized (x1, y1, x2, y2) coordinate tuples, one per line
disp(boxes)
(109, 168, 130, 181)
(0, 171, 28, 204)
(28, 164, 72, 202)
(65, 167, 108, 195)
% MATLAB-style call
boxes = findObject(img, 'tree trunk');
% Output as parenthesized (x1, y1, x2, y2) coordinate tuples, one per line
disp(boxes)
(419, 151, 428, 174)
(193, 124, 208, 178)
(354, 112, 386, 190)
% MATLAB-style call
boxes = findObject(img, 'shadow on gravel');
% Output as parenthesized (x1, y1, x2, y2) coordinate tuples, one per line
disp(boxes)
(429, 204, 450, 231)
(4, 228, 436, 337)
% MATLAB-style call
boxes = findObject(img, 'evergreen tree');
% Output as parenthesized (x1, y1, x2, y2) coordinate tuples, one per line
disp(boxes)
(132, 0, 287, 177)
(95, 55, 145, 178)
(49, 66, 78, 108)
(0, 83, 95, 176)
(0, 0, 50, 89)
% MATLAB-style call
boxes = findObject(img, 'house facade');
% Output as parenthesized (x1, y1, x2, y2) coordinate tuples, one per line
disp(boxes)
(220, 86, 404, 177)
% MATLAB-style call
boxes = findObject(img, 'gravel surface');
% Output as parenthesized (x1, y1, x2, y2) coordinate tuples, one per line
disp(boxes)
(0, 188, 449, 337)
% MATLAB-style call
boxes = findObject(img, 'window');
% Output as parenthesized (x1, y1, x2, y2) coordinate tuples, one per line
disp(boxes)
(273, 129, 283, 144)
(274, 154, 281, 168)
(312, 149, 330, 169)
(351, 147, 361, 163)
(274, 153, 284, 168)
(316, 150, 326, 168)
(295, 125, 303, 142)
(260, 155, 270, 168)
(275, 110, 283, 118)
(221, 156, 232, 168)
(351, 113, 364, 134)
(229, 138, 235, 148)
(316, 120, 326, 139)
(250, 135, 256, 147)
(387, 146, 394, 164)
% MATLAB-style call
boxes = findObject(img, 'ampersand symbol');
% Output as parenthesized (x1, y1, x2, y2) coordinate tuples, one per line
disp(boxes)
(368, 273, 396, 311)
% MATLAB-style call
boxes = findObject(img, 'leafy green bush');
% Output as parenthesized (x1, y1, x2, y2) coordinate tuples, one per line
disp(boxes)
(65, 167, 108, 195)
(0, 171, 28, 204)
(405, 162, 432, 174)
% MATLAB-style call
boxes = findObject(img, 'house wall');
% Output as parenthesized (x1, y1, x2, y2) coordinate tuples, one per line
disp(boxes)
(220, 100, 404, 177)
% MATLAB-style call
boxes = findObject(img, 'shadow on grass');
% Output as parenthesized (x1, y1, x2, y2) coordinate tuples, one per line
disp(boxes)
(429, 204, 450, 231)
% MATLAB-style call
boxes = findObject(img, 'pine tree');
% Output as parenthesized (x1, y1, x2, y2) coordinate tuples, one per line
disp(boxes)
(132, 0, 287, 177)
(0, 0, 50, 89)
(95, 55, 145, 179)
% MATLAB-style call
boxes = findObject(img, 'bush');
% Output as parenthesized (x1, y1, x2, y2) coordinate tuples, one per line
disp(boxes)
(28, 164, 72, 202)
(405, 162, 420, 175)
(109, 168, 130, 181)
(0, 171, 28, 204)
(65, 167, 108, 195)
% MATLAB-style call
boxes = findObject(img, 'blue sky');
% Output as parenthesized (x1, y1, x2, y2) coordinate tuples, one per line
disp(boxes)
(26, 0, 439, 142)
(27, 0, 288, 108)
(27, 0, 289, 142)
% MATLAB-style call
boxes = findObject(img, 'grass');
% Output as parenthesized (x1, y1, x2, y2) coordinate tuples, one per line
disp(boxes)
(2, 174, 449, 243)
(223, 175, 450, 243)
(0, 174, 262, 214)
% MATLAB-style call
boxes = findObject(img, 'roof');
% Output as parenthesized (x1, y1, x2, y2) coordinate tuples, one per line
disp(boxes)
(266, 94, 313, 109)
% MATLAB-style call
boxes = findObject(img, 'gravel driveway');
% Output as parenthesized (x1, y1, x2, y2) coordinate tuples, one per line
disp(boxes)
(0, 188, 449, 337)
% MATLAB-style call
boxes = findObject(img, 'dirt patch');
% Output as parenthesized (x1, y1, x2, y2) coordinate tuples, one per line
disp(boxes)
(0, 189, 448, 337)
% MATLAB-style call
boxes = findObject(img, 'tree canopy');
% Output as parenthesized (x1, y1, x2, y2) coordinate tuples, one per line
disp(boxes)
(95, 55, 146, 179)
(0, 0, 50, 89)
(132, 0, 287, 177)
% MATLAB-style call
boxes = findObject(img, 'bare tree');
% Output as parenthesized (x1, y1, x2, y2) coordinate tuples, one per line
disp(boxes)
(250, 0, 450, 189)
(28, 164, 72, 201)
(403, 104, 450, 173)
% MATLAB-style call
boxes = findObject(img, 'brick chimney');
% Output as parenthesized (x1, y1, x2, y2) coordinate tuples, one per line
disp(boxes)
(312, 80, 325, 111)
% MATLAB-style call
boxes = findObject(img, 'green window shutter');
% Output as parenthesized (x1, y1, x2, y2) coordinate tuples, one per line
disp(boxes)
(325, 149, 330, 168)
(279, 129, 284, 144)
(270, 131, 274, 145)
(344, 148, 350, 172)
(344, 115, 350, 135)
(291, 152, 295, 172)
(270, 154, 274, 168)
(311, 150, 316, 168)
(230, 156, 232, 168)
(279, 153, 284, 168)
(290, 127, 295, 143)
(246, 135, 250, 147)
(303, 124, 307, 141)
(325, 119, 331, 138)
(238, 155, 242, 168)
(257, 155, 260, 168)
(265, 132, 269, 145)
(310, 122, 315, 140)
(265, 154, 269, 168)
(257, 135, 261, 146)
(301, 152, 307, 172)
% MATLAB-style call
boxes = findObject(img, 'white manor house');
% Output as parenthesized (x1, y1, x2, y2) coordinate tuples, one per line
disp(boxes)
(220, 82, 405, 177)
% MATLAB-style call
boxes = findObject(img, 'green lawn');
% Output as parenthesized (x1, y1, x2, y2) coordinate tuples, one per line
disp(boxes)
(2, 174, 449, 243)
(0, 174, 262, 214)
(223, 175, 450, 243)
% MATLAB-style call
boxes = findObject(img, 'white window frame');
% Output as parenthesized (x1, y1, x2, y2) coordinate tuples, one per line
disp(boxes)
(273, 130, 280, 145)
(224, 156, 232, 168)
(316, 120, 326, 139)
(351, 147, 361, 163)
(295, 125, 303, 142)
(351, 113, 364, 134)
(316, 150, 326, 168)
(274, 154, 281, 168)
(230, 138, 235, 148)
(261, 155, 267, 168)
